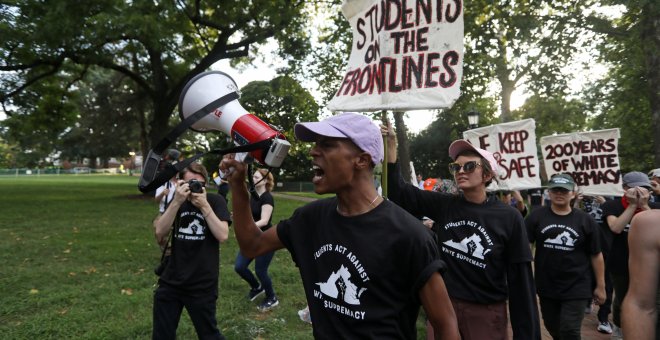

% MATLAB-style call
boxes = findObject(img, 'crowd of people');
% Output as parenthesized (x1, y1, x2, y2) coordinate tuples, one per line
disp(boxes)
(149, 112, 659, 340)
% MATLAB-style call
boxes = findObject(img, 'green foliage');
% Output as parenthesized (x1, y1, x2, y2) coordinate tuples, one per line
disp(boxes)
(511, 95, 589, 138)
(465, 0, 599, 119)
(410, 96, 498, 179)
(58, 68, 143, 166)
(1, 0, 312, 159)
(239, 76, 320, 180)
(581, 1, 659, 170)
(0, 136, 16, 167)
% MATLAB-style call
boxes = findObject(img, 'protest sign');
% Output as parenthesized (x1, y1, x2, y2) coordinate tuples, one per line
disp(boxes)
(463, 119, 541, 190)
(540, 129, 623, 196)
(328, 0, 464, 112)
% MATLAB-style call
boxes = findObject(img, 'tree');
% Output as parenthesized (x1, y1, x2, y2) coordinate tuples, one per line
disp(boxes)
(464, 0, 598, 121)
(582, 1, 660, 167)
(58, 69, 142, 167)
(511, 95, 589, 138)
(410, 96, 498, 180)
(239, 76, 320, 180)
(1, 0, 310, 160)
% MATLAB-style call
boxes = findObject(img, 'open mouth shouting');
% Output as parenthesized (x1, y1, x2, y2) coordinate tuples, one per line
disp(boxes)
(312, 164, 325, 184)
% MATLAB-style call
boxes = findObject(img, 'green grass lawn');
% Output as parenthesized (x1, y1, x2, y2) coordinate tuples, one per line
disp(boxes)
(0, 175, 427, 339)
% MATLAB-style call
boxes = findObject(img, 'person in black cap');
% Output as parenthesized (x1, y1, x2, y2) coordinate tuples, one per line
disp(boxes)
(525, 173, 606, 339)
(601, 171, 660, 338)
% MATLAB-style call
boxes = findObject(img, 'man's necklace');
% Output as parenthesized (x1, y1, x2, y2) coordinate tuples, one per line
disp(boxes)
(336, 195, 381, 216)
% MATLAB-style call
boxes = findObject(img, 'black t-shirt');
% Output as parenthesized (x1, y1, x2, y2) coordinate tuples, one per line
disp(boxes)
(525, 207, 601, 299)
(251, 191, 274, 231)
(528, 188, 543, 209)
(387, 163, 533, 304)
(601, 198, 660, 275)
(277, 198, 445, 340)
(159, 194, 231, 294)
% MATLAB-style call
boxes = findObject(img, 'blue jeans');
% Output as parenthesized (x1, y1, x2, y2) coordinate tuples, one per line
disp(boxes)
(234, 251, 276, 298)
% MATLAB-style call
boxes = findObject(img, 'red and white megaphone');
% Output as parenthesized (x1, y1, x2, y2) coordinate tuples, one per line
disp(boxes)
(178, 71, 290, 167)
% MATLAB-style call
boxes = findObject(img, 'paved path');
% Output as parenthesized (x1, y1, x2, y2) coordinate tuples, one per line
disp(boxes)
(273, 192, 613, 339)
(527, 303, 612, 339)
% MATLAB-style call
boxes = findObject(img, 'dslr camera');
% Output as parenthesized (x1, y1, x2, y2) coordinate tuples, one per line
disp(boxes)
(188, 179, 204, 193)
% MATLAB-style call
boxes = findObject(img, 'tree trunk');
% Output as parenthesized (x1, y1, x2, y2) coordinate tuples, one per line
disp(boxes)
(394, 111, 413, 184)
(499, 79, 515, 122)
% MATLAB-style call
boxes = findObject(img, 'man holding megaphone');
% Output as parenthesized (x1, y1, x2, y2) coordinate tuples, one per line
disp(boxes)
(221, 112, 459, 340)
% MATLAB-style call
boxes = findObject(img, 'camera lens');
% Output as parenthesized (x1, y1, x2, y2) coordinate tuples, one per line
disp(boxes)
(188, 179, 203, 193)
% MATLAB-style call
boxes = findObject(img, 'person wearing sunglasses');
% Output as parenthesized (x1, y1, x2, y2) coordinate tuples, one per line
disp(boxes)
(384, 122, 540, 340)
(152, 162, 231, 340)
(525, 173, 606, 339)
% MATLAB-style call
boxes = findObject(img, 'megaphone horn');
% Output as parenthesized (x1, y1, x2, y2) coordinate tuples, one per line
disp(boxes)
(179, 71, 291, 167)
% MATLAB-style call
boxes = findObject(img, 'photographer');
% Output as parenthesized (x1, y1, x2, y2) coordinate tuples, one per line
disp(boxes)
(152, 162, 231, 340)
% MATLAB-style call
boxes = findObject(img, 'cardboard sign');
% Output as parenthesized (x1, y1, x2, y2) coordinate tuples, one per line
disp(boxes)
(540, 129, 623, 196)
(328, 0, 464, 112)
(463, 119, 541, 190)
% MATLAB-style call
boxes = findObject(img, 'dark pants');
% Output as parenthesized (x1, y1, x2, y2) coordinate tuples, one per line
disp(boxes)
(153, 284, 225, 340)
(234, 250, 276, 298)
(611, 273, 629, 328)
(438, 297, 508, 340)
(539, 297, 586, 340)
(597, 266, 614, 323)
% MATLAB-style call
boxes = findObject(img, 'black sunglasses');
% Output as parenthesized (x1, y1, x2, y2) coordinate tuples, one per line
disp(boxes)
(448, 161, 482, 175)
(549, 187, 570, 194)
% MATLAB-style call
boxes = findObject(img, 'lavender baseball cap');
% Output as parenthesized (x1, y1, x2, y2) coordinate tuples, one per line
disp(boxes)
(294, 112, 384, 165)
(448, 139, 500, 174)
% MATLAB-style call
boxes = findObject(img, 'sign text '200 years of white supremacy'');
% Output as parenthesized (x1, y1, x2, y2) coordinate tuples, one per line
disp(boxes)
(335, 0, 463, 97)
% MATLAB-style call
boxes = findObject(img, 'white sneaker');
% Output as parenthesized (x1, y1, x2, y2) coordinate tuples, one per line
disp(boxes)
(298, 306, 312, 324)
(598, 321, 612, 334)
(611, 324, 623, 340)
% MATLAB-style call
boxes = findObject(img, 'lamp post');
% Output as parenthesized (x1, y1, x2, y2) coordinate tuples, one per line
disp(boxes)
(467, 110, 480, 130)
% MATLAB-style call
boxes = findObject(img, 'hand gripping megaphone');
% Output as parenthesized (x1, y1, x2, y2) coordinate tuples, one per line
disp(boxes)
(178, 71, 291, 167)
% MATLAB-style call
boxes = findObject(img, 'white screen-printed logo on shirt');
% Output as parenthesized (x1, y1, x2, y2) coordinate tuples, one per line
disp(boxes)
(311, 243, 369, 320)
(541, 224, 579, 251)
(441, 220, 494, 269)
(176, 211, 206, 241)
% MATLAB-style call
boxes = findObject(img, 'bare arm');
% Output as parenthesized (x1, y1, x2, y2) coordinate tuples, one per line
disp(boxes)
(419, 272, 460, 340)
(154, 187, 168, 203)
(512, 190, 527, 214)
(622, 210, 660, 340)
(590, 252, 606, 305)
(220, 158, 284, 258)
(607, 188, 639, 234)
(254, 204, 274, 229)
(381, 119, 397, 163)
